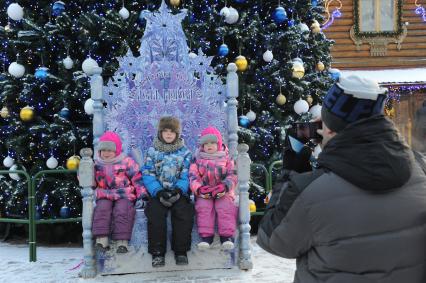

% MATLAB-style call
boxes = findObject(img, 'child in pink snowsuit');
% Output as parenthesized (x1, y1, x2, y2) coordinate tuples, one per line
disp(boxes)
(92, 131, 147, 253)
(189, 126, 238, 250)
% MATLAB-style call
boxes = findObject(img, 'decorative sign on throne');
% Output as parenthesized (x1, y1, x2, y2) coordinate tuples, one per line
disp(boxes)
(103, 1, 227, 154)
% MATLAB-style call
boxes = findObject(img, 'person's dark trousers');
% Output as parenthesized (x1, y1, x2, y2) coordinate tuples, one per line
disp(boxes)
(92, 198, 136, 241)
(145, 196, 194, 255)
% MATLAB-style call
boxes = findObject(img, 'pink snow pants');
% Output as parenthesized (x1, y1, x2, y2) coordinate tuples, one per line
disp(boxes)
(195, 195, 238, 238)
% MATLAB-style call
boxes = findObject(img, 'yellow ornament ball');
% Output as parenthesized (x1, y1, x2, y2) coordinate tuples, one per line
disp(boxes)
(1, 106, 10, 118)
(249, 200, 256, 213)
(235, 55, 248, 72)
(311, 20, 321, 34)
(316, 61, 325, 72)
(20, 106, 34, 122)
(169, 0, 180, 6)
(276, 93, 287, 105)
(66, 155, 80, 170)
(292, 62, 305, 79)
(307, 95, 314, 106)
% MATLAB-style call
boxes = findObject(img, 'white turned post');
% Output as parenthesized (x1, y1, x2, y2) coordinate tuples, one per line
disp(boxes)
(91, 67, 104, 148)
(237, 143, 253, 270)
(226, 63, 239, 161)
(78, 148, 96, 278)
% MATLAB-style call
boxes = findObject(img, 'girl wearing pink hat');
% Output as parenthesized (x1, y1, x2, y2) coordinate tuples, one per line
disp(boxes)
(189, 126, 238, 250)
(92, 131, 147, 253)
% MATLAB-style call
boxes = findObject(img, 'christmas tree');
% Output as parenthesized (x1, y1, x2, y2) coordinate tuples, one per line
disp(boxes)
(180, 0, 334, 163)
(0, 1, 148, 219)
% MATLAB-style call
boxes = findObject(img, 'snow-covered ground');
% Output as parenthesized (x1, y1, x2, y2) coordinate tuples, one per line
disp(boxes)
(0, 236, 296, 283)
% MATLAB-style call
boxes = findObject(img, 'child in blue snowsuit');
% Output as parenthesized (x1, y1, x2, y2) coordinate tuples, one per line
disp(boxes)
(142, 116, 194, 267)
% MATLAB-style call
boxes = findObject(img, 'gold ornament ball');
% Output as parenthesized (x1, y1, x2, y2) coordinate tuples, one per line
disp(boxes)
(311, 20, 321, 33)
(20, 106, 34, 122)
(316, 61, 325, 71)
(169, 0, 180, 6)
(292, 64, 305, 79)
(235, 55, 248, 72)
(1, 106, 10, 118)
(276, 93, 287, 105)
(4, 24, 11, 32)
(307, 95, 314, 106)
(66, 155, 81, 170)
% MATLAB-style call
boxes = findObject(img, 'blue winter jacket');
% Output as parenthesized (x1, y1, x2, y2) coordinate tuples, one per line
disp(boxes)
(142, 145, 192, 197)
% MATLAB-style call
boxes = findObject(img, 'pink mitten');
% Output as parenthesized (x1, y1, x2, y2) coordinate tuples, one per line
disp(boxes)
(198, 186, 215, 199)
(212, 184, 227, 199)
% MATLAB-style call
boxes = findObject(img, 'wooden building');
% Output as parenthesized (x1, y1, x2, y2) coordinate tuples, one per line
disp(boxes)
(323, 0, 426, 148)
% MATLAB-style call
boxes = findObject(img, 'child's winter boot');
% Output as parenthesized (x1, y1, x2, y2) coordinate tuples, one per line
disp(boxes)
(152, 254, 165, 267)
(116, 240, 129, 253)
(175, 252, 188, 265)
(95, 237, 109, 252)
(197, 236, 214, 250)
(220, 236, 234, 250)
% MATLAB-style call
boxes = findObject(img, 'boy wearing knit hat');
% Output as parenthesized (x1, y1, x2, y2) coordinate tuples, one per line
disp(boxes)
(92, 131, 147, 254)
(142, 116, 194, 267)
(189, 126, 238, 250)
(257, 75, 426, 283)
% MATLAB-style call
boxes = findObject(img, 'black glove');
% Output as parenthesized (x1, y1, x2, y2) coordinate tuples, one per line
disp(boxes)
(282, 145, 312, 173)
(157, 189, 181, 207)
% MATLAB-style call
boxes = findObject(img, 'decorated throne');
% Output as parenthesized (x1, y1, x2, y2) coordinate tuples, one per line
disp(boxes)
(78, 1, 252, 278)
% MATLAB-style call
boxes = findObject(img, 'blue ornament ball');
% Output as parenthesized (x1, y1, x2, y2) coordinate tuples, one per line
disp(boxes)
(273, 6, 287, 24)
(218, 44, 229, 57)
(239, 115, 250, 128)
(59, 107, 70, 119)
(34, 67, 49, 80)
(60, 205, 70, 218)
(288, 19, 295, 27)
(52, 1, 66, 17)
(311, 0, 318, 7)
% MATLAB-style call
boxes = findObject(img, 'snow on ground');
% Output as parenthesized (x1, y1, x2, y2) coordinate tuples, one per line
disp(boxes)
(0, 236, 296, 283)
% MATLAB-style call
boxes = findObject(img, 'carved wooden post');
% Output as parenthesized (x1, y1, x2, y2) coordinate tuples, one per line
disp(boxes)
(237, 144, 253, 270)
(226, 63, 239, 161)
(91, 67, 104, 148)
(78, 148, 96, 278)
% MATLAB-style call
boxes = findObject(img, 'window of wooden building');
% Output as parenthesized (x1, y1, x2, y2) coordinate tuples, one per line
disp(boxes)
(360, 0, 397, 32)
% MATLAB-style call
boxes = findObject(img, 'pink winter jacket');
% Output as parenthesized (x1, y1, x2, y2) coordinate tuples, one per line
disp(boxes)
(95, 154, 146, 201)
(189, 146, 238, 197)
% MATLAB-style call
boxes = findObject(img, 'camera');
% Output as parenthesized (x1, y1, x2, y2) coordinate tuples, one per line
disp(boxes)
(292, 121, 322, 142)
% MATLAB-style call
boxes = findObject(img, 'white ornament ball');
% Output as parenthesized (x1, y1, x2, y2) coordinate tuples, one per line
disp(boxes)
(82, 57, 99, 75)
(219, 7, 230, 18)
(3, 156, 14, 168)
(9, 165, 20, 180)
(62, 56, 74, 69)
(7, 3, 24, 21)
(119, 7, 130, 20)
(294, 99, 310, 114)
(263, 50, 273, 62)
(8, 62, 25, 78)
(225, 7, 239, 24)
(84, 98, 95, 115)
(309, 104, 322, 119)
(299, 22, 310, 39)
(246, 110, 256, 122)
(46, 156, 58, 169)
(188, 52, 197, 59)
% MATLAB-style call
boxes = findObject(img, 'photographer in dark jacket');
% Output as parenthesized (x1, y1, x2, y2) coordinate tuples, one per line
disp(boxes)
(257, 75, 426, 283)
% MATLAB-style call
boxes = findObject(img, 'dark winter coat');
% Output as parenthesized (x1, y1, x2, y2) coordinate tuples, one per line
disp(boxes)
(257, 115, 426, 283)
